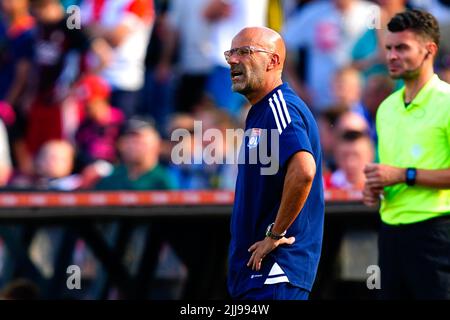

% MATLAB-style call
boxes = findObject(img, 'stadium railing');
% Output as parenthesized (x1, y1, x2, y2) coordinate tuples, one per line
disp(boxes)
(0, 190, 379, 299)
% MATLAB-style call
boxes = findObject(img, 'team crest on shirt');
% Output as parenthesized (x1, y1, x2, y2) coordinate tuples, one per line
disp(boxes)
(247, 128, 261, 149)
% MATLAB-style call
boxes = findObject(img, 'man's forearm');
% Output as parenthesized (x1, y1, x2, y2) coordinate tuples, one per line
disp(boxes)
(365, 164, 450, 189)
(415, 168, 450, 188)
(158, 25, 179, 66)
(272, 152, 315, 235)
(6, 60, 31, 105)
(390, 167, 450, 188)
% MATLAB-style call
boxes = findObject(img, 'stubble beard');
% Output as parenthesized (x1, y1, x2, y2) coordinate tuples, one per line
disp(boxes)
(390, 70, 420, 80)
(231, 71, 264, 96)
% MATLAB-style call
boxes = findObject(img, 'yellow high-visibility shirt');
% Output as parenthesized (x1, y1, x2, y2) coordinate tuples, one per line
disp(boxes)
(376, 74, 450, 225)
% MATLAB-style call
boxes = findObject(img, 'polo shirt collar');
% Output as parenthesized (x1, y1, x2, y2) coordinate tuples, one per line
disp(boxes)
(401, 74, 440, 109)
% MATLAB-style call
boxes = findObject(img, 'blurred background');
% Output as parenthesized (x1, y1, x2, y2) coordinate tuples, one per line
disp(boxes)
(0, 0, 449, 300)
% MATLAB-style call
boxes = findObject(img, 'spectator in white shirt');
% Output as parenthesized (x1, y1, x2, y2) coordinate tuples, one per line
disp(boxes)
(81, 0, 155, 118)
(283, 0, 379, 113)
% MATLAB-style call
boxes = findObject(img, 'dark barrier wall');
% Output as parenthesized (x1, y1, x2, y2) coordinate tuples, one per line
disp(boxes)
(0, 191, 379, 299)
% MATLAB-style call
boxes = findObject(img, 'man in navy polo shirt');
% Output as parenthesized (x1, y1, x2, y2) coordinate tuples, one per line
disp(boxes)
(226, 27, 324, 300)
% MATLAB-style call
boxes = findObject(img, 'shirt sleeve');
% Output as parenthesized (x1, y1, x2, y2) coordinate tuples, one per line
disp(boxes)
(277, 116, 313, 169)
(16, 32, 35, 61)
(68, 28, 91, 53)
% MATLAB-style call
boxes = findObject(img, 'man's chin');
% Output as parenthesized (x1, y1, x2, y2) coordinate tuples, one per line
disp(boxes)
(231, 83, 247, 93)
(388, 71, 403, 80)
(390, 70, 420, 81)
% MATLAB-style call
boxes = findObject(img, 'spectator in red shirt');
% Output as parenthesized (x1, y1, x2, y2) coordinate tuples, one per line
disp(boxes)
(19, 0, 87, 174)
(74, 74, 124, 170)
(22, 0, 108, 175)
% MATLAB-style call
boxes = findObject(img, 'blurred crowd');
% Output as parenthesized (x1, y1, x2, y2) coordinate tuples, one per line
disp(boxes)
(1, 0, 450, 300)
(0, 0, 450, 195)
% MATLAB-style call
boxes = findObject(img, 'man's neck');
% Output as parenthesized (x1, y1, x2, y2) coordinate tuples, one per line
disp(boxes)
(42, 8, 65, 25)
(91, 101, 111, 124)
(8, 10, 29, 25)
(334, 1, 353, 13)
(127, 162, 156, 180)
(247, 78, 283, 105)
(403, 69, 434, 103)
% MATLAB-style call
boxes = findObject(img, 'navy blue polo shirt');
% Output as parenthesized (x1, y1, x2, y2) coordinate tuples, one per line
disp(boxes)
(228, 82, 324, 298)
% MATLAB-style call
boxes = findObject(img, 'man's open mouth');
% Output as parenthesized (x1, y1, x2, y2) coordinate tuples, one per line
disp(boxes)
(231, 70, 244, 80)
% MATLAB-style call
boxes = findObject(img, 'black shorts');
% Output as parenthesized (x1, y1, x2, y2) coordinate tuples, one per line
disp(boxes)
(378, 215, 450, 299)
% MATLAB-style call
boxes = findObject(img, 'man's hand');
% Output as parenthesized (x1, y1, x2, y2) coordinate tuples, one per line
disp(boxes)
(362, 183, 383, 207)
(247, 236, 295, 271)
(364, 163, 405, 189)
(154, 62, 172, 83)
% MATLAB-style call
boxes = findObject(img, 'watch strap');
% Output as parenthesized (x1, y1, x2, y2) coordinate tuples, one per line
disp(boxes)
(265, 223, 286, 240)
(405, 167, 417, 186)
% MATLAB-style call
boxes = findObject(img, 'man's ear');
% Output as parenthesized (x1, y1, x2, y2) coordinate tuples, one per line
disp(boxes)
(426, 42, 438, 58)
(267, 53, 280, 71)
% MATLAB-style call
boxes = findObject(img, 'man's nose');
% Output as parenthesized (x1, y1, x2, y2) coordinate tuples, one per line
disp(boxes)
(226, 54, 239, 65)
(386, 50, 398, 61)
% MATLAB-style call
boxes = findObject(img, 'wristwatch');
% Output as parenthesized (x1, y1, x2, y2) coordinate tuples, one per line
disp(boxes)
(405, 167, 417, 186)
(265, 223, 286, 240)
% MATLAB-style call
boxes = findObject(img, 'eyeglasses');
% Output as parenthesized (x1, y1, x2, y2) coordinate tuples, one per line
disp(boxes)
(224, 46, 274, 61)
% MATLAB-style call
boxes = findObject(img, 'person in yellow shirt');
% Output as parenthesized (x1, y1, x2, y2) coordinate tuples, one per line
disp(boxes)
(363, 10, 450, 299)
